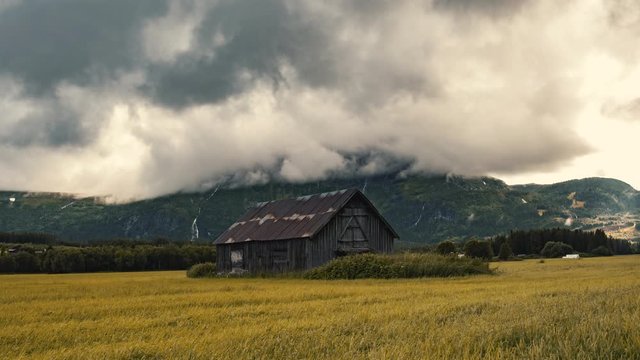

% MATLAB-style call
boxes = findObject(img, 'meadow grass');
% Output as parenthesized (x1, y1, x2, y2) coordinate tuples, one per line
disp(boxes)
(0, 256, 639, 359)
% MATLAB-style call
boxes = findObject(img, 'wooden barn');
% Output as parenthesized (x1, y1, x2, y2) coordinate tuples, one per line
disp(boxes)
(214, 189, 398, 273)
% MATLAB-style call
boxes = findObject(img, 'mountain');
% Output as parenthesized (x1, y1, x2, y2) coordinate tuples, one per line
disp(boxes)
(1, 174, 639, 245)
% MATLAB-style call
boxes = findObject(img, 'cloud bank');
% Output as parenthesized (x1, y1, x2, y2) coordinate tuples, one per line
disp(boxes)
(1, 0, 638, 200)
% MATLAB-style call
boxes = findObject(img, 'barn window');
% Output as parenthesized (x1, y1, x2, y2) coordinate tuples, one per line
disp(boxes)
(231, 250, 244, 270)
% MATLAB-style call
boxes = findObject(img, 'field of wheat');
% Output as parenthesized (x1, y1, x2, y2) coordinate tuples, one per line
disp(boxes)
(1, 255, 639, 359)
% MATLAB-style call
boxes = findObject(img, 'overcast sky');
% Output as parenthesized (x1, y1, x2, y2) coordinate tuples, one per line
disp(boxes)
(1, 0, 639, 200)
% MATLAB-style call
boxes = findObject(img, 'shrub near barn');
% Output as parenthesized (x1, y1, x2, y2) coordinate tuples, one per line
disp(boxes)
(187, 262, 216, 278)
(303, 253, 492, 279)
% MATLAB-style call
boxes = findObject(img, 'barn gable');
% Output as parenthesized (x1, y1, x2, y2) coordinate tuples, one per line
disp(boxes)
(307, 194, 396, 268)
(214, 189, 398, 273)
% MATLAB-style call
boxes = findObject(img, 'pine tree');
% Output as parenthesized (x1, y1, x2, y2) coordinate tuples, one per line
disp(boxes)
(498, 242, 512, 260)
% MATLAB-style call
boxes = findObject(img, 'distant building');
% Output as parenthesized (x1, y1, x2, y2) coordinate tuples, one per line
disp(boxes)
(562, 254, 580, 259)
(214, 189, 398, 273)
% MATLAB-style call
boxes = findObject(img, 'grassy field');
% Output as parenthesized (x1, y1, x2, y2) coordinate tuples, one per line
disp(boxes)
(1, 256, 639, 359)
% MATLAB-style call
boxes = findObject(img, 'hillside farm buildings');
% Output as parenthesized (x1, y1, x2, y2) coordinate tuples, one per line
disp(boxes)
(214, 189, 398, 273)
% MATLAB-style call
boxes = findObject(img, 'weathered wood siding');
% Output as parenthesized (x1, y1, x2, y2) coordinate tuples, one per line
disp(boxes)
(307, 194, 395, 268)
(216, 239, 307, 273)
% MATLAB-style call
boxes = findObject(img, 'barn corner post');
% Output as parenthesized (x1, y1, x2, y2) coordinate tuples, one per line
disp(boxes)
(214, 189, 399, 274)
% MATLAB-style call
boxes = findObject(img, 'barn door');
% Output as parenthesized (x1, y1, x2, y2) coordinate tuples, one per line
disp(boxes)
(338, 208, 370, 252)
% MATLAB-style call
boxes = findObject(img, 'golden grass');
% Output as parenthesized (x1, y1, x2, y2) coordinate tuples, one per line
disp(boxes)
(1, 256, 639, 359)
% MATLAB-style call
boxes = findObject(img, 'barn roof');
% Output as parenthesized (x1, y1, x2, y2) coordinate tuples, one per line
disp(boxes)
(214, 188, 397, 244)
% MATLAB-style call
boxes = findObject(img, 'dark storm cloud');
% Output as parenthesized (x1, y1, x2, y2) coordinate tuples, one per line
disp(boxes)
(146, 0, 340, 108)
(341, 0, 397, 19)
(1, 0, 434, 110)
(432, 0, 531, 17)
(147, 0, 292, 107)
(0, 100, 83, 147)
(0, 0, 166, 95)
(0, 0, 166, 146)
(147, 0, 437, 109)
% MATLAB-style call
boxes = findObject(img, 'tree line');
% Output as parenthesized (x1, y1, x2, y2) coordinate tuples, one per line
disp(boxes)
(0, 240, 216, 274)
(491, 228, 633, 256)
(0, 232, 60, 245)
(430, 228, 636, 259)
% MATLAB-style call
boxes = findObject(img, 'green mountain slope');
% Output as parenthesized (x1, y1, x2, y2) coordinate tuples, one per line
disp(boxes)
(1, 175, 639, 244)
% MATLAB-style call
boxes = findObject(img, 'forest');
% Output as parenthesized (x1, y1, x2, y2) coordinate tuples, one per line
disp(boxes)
(491, 228, 634, 256)
(427, 228, 636, 259)
(0, 233, 215, 274)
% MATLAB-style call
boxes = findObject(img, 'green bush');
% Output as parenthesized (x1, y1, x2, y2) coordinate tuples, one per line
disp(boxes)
(186, 262, 216, 278)
(591, 246, 613, 257)
(464, 239, 494, 260)
(303, 253, 492, 280)
(435, 241, 457, 255)
(540, 242, 574, 258)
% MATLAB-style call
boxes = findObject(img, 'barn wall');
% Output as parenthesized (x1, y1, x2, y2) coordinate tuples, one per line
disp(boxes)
(216, 239, 307, 273)
(309, 194, 395, 268)
(307, 223, 338, 268)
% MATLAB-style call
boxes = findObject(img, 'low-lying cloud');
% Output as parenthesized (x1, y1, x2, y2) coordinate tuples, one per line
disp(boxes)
(1, 0, 638, 200)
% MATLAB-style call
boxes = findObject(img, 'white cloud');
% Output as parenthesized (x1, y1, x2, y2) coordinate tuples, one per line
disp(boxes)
(2, 0, 640, 199)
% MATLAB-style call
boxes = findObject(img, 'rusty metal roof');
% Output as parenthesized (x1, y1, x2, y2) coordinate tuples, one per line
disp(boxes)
(214, 188, 396, 244)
